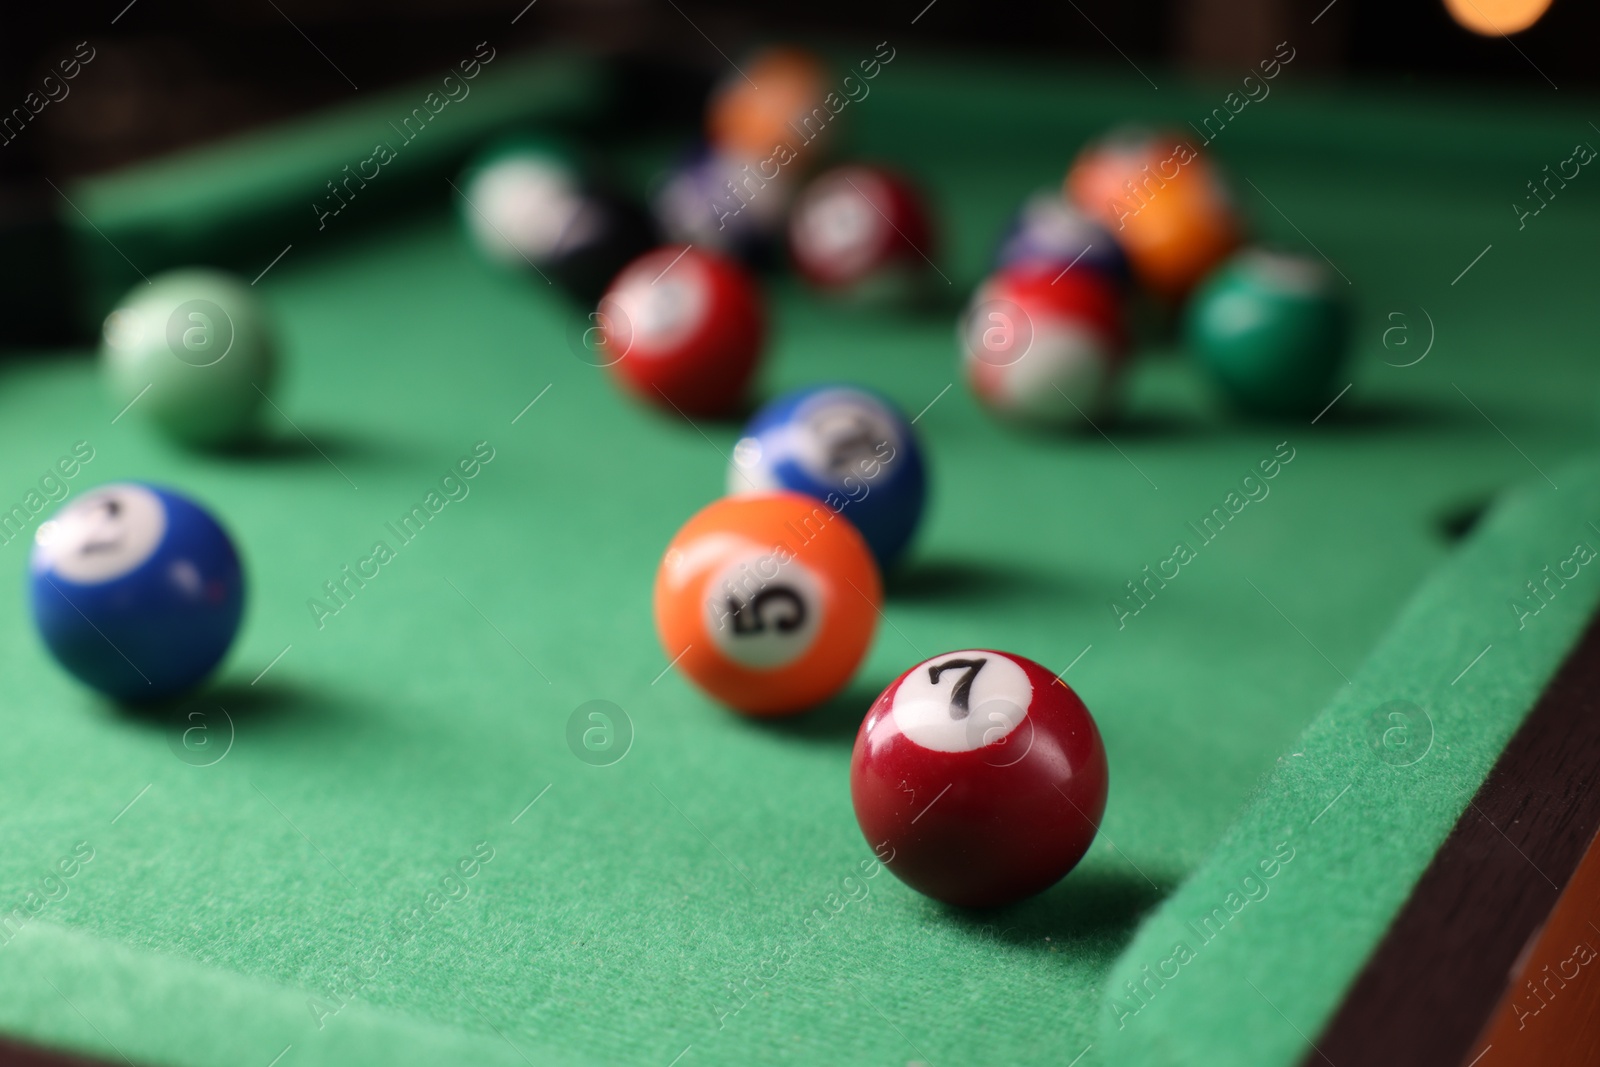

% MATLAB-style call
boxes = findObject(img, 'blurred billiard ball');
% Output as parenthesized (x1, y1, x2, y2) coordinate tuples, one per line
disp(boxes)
(1066, 127, 1242, 302)
(960, 262, 1129, 427)
(30, 483, 244, 703)
(458, 134, 656, 303)
(995, 190, 1131, 291)
(100, 269, 277, 449)
(789, 165, 936, 301)
(728, 384, 927, 569)
(652, 143, 796, 268)
(1185, 248, 1351, 417)
(706, 47, 836, 167)
(850, 649, 1109, 908)
(598, 245, 765, 417)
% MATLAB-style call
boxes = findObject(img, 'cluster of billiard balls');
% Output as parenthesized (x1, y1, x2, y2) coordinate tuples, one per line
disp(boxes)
(456, 50, 1113, 909)
(455, 48, 941, 419)
(465, 100, 1351, 436)
(31, 57, 1355, 913)
(652, 484, 1110, 908)
(966, 127, 1353, 425)
(452, 69, 1345, 906)
(39, 276, 1106, 916)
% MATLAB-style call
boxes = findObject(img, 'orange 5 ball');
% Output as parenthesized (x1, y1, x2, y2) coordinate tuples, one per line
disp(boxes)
(654, 492, 881, 716)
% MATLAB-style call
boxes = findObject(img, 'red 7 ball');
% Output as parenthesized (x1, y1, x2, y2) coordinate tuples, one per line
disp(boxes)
(850, 649, 1109, 908)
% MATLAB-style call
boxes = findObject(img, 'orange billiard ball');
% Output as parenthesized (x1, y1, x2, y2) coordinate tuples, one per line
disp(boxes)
(654, 492, 881, 716)
(1066, 128, 1242, 302)
(707, 48, 834, 166)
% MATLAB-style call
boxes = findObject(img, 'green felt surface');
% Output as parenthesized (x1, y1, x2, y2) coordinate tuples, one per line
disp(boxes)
(0, 51, 1598, 1067)
(1097, 454, 1600, 1066)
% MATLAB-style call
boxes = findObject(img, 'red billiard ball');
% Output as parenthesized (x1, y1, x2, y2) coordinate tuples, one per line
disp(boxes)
(850, 649, 1108, 907)
(960, 262, 1129, 426)
(789, 165, 935, 298)
(599, 245, 765, 417)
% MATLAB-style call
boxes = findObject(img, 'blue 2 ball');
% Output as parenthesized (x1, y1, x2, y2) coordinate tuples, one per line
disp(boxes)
(728, 385, 927, 568)
(30, 483, 244, 703)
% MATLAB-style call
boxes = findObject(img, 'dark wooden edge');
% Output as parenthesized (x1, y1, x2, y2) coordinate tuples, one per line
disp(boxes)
(1308, 607, 1600, 1067)
(1466, 823, 1600, 1065)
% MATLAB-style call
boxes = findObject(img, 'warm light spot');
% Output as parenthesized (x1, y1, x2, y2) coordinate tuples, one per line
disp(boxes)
(1443, 0, 1553, 36)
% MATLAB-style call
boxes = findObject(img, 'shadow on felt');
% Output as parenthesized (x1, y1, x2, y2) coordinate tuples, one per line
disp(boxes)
(216, 426, 391, 465)
(888, 555, 1078, 605)
(939, 864, 1177, 952)
(909, 284, 972, 319)
(110, 677, 358, 760)
(1094, 409, 1207, 440)
(1085, 392, 1474, 440)
(1435, 496, 1495, 542)
(640, 395, 760, 430)
(1294, 393, 1475, 432)
(743, 680, 885, 745)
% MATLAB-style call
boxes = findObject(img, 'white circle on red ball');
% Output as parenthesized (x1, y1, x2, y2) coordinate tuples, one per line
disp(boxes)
(701, 549, 824, 668)
(793, 169, 892, 281)
(606, 254, 709, 357)
(35, 484, 167, 585)
(961, 297, 1036, 368)
(966, 316, 1111, 421)
(891, 650, 1032, 753)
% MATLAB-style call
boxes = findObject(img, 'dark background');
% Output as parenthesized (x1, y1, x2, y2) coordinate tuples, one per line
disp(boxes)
(0, 0, 1586, 180)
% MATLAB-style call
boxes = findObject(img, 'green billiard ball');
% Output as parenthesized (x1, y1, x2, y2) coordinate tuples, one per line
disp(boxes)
(1185, 249, 1351, 417)
(101, 269, 277, 448)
